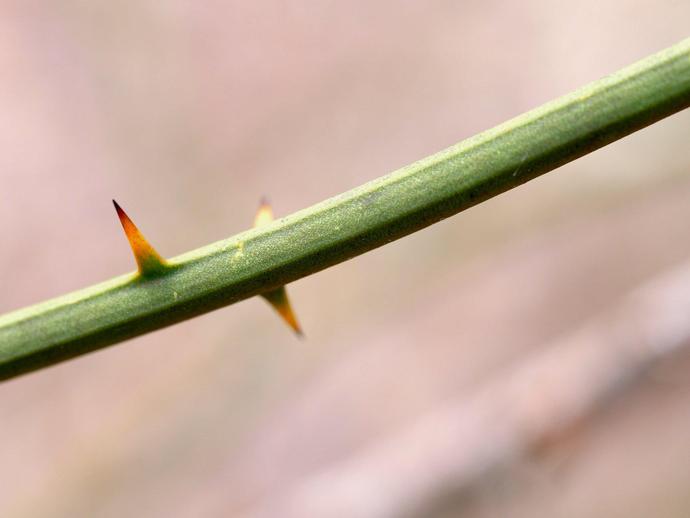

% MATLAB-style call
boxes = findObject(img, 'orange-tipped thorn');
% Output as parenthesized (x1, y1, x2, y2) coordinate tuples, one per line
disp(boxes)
(262, 286, 304, 337)
(253, 197, 274, 228)
(113, 200, 169, 277)
(254, 198, 304, 337)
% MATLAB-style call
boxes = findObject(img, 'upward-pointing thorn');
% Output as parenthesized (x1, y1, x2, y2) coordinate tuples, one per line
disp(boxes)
(113, 200, 169, 277)
(253, 198, 304, 338)
(254, 197, 274, 228)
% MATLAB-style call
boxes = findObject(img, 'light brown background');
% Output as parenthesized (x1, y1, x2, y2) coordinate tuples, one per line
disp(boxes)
(1, 2, 690, 517)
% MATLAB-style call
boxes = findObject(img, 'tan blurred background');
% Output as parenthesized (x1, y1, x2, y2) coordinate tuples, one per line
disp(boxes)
(1, 2, 690, 517)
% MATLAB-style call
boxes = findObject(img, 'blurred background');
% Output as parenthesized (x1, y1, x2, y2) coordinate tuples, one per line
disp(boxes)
(1, 2, 690, 517)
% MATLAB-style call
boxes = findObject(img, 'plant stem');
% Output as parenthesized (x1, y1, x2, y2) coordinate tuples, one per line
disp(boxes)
(2, 38, 690, 381)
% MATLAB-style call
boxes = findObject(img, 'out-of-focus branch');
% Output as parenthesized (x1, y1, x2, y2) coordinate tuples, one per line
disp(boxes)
(249, 261, 690, 518)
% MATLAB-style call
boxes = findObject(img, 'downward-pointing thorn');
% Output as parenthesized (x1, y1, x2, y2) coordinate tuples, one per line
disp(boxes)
(262, 286, 305, 338)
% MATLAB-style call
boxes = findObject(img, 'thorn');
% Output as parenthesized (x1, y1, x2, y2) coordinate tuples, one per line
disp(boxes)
(262, 287, 304, 338)
(253, 198, 304, 337)
(253, 197, 274, 228)
(113, 200, 168, 277)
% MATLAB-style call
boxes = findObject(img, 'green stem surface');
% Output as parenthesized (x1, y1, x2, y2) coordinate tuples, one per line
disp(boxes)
(2, 39, 690, 381)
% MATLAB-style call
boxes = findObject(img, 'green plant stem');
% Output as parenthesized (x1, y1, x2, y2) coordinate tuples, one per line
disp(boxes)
(2, 39, 690, 381)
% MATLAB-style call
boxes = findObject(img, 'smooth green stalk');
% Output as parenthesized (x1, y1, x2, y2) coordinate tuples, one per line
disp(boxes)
(2, 39, 690, 381)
